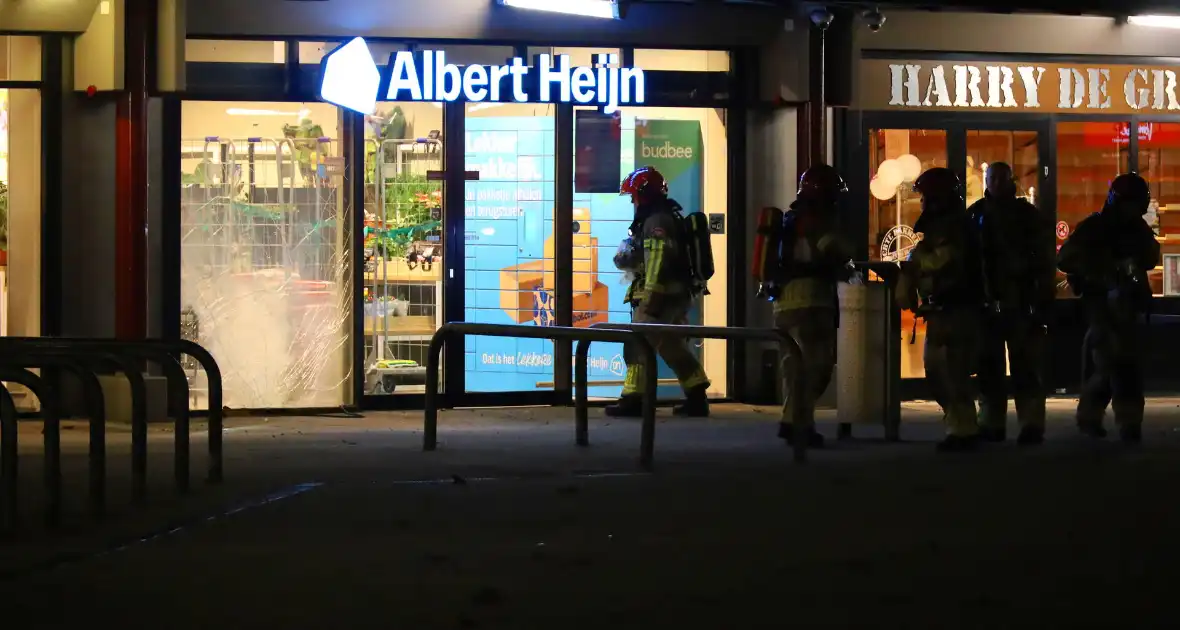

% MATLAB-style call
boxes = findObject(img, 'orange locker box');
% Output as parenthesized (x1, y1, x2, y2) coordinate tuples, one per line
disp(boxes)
(498, 260, 611, 324)
(542, 234, 599, 293)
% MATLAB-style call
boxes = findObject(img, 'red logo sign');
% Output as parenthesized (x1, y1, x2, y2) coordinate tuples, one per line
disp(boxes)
(1056, 221, 1070, 240)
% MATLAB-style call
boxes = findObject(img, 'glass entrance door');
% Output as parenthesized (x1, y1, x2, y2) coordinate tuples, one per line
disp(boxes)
(461, 103, 558, 394)
(361, 102, 445, 397)
(965, 130, 1043, 208)
(966, 127, 1047, 378)
(866, 128, 948, 380)
(861, 118, 1049, 391)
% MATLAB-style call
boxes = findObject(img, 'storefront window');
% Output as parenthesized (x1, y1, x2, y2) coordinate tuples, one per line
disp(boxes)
(0, 36, 42, 81)
(868, 129, 947, 379)
(1, 87, 42, 410)
(574, 106, 728, 400)
(1135, 122, 1175, 296)
(528, 47, 620, 68)
(1055, 122, 1132, 298)
(363, 102, 444, 396)
(463, 103, 557, 393)
(633, 49, 730, 72)
(300, 41, 408, 65)
(185, 39, 286, 63)
(965, 130, 1040, 207)
(179, 101, 352, 409)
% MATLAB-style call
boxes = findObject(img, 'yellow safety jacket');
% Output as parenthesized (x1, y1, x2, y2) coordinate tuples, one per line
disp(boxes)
(774, 212, 852, 313)
(624, 205, 691, 305)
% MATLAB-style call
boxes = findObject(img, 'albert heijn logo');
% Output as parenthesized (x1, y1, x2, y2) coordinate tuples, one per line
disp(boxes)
(319, 38, 646, 116)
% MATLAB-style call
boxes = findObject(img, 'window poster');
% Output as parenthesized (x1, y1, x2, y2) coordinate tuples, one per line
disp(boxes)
(633, 118, 705, 398)
(574, 110, 622, 194)
(463, 115, 705, 398)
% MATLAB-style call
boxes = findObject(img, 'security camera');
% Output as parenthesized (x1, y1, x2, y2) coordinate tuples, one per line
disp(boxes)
(809, 8, 835, 30)
(863, 8, 886, 32)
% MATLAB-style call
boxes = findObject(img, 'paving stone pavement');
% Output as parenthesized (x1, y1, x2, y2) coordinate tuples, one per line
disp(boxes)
(2, 399, 1180, 628)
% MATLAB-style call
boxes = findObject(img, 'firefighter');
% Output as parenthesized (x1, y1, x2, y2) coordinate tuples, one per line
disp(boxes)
(1058, 172, 1160, 442)
(969, 162, 1055, 445)
(606, 166, 711, 418)
(896, 167, 985, 452)
(772, 164, 854, 448)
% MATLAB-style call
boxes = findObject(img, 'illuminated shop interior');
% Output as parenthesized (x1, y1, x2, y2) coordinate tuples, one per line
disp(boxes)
(179, 40, 731, 409)
(0, 36, 43, 410)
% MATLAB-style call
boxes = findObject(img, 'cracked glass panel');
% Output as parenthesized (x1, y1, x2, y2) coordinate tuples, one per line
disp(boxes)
(180, 101, 353, 409)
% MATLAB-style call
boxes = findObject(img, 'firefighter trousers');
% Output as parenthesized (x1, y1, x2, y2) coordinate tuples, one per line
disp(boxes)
(775, 307, 837, 431)
(977, 311, 1047, 431)
(923, 309, 981, 438)
(1078, 314, 1145, 429)
(621, 297, 710, 396)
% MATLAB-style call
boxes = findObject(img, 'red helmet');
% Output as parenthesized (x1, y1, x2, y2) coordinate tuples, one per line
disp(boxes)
(797, 164, 849, 204)
(912, 167, 961, 200)
(620, 166, 668, 203)
(1106, 172, 1150, 210)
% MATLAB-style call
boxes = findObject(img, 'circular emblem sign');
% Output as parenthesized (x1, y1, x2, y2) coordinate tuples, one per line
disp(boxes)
(880, 225, 920, 262)
(1056, 221, 1070, 240)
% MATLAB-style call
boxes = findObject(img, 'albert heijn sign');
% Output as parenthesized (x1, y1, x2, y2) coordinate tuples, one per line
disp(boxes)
(320, 37, 646, 115)
(860, 57, 1180, 114)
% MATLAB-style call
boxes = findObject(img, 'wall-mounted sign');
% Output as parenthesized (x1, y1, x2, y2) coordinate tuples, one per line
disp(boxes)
(320, 38, 646, 115)
(861, 58, 1180, 114)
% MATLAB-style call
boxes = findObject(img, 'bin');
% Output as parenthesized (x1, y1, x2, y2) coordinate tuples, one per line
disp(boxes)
(835, 281, 891, 428)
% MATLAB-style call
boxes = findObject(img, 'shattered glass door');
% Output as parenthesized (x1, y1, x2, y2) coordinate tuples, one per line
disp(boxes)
(179, 101, 354, 409)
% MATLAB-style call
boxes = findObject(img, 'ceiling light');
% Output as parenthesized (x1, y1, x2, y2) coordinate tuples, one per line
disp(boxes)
(498, 0, 620, 20)
(226, 108, 303, 116)
(1127, 15, 1180, 29)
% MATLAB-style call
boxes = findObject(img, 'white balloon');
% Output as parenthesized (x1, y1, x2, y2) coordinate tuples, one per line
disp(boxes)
(877, 158, 904, 189)
(897, 154, 923, 182)
(870, 175, 897, 201)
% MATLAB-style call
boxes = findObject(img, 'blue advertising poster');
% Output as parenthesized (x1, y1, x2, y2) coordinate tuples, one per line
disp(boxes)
(463, 114, 704, 399)
(464, 115, 557, 392)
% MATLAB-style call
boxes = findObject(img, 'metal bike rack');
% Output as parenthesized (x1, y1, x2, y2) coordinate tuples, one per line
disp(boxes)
(424, 323, 660, 468)
(585, 322, 811, 462)
(0, 337, 221, 533)
(0, 365, 61, 528)
(0, 386, 17, 532)
(0, 349, 122, 522)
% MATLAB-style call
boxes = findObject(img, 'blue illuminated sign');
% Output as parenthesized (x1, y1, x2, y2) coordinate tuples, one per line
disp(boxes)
(319, 38, 646, 115)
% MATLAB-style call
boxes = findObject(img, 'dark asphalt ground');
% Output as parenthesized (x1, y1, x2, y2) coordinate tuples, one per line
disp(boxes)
(2, 400, 1180, 629)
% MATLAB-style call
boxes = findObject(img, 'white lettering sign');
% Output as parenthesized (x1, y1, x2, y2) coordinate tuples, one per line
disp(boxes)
(320, 38, 647, 115)
(384, 51, 644, 111)
(888, 63, 1046, 110)
(880, 61, 1180, 113)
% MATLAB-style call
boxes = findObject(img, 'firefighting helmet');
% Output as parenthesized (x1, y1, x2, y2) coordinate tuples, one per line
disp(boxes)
(912, 167, 961, 200)
(620, 166, 669, 204)
(1106, 172, 1151, 214)
(797, 164, 849, 204)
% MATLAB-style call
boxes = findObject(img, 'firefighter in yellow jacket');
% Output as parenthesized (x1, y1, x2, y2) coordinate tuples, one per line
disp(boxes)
(771, 165, 855, 448)
(606, 166, 711, 418)
(896, 168, 986, 452)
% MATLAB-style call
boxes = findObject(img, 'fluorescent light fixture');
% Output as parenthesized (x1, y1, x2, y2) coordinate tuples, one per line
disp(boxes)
(1127, 15, 1180, 29)
(225, 108, 303, 116)
(499, 0, 620, 20)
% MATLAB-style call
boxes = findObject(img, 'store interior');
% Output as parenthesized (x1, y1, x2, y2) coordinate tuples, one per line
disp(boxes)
(1, 36, 43, 410)
(865, 120, 1180, 379)
(180, 41, 730, 409)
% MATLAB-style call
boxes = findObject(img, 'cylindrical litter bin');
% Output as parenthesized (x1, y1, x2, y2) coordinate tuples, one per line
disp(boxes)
(835, 282, 889, 427)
